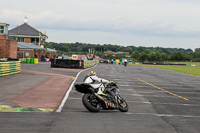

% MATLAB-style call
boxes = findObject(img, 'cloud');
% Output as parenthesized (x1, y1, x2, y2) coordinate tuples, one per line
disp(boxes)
(1, 0, 200, 49)
(1, 8, 200, 38)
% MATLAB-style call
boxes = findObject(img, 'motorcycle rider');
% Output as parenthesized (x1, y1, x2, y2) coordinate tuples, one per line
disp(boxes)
(83, 71, 112, 95)
(124, 59, 127, 67)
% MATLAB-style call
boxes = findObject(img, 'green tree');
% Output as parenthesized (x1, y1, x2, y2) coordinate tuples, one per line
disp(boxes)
(139, 52, 148, 62)
(148, 52, 157, 62)
(131, 51, 140, 61)
(170, 52, 184, 61)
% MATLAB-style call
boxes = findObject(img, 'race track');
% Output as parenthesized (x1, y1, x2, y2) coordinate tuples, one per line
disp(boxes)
(0, 63, 200, 133)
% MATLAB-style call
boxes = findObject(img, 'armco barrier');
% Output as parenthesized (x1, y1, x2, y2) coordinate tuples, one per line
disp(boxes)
(0, 61, 21, 76)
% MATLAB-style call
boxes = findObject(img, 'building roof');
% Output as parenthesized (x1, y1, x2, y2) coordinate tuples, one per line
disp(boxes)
(0, 23, 9, 26)
(18, 42, 57, 53)
(117, 52, 129, 55)
(104, 50, 118, 55)
(18, 42, 45, 50)
(47, 48, 57, 52)
(9, 23, 47, 37)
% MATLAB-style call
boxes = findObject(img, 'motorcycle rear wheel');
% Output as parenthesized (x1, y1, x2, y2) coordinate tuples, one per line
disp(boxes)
(117, 96, 129, 112)
(82, 93, 101, 112)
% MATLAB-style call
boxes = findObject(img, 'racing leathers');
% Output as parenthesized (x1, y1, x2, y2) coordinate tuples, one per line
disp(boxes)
(83, 75, 109, 95)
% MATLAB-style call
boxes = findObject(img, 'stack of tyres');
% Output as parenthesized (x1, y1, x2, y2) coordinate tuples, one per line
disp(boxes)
(26, 58, 30, 63)
(23, 58, 26, 63)
(20, 58, 26, 63)
(0, 61, 21, 76)
(30, 58, 34, 63)
(34, 58, 38, 64)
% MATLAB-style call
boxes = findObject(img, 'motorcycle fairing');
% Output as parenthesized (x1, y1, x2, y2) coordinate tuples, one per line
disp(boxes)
(75, 83, 95, 93)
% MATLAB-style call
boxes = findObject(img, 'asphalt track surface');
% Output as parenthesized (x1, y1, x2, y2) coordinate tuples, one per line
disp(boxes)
(0, 63, 200, 133)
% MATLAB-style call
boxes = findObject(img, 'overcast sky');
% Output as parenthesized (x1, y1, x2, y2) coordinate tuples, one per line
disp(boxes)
(1, 0, 200, 50)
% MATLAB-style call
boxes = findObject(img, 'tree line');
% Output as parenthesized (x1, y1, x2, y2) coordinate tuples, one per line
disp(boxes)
(46, 42, 200, 62)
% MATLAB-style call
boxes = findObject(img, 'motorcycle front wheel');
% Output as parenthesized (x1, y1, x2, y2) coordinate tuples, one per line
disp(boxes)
(117, 96, 129, 112)
(82, 93, 101, 112)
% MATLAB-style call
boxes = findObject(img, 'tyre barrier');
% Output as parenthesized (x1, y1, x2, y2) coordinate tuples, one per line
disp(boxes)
(0, 61, 21, 76)
(19, 58, 38, 64)
(26, 58, 30, 63)
(0, 58, 7, 61)
(113, 62, 143, 65)
(134, 62, 143, 64)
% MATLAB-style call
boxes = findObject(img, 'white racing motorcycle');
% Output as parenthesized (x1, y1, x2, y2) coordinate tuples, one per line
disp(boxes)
(75, 82, 129, 112)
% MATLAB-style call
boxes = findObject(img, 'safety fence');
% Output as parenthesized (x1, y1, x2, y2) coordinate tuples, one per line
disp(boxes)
(0, 61, 21, 76)
(19, 58, 38, 64)
(51, 59, 99, 69)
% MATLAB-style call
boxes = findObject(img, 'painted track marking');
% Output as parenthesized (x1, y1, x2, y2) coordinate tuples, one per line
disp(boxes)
(136, 78, 189, 101)
(124, 112, 200, 118)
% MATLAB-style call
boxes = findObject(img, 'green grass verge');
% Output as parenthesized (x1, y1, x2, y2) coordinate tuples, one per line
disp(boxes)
(141, 65, 200, 76)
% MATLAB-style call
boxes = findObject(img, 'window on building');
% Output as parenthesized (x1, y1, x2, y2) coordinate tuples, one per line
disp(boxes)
(0, 26, 4, 33)
(17, 37, 25, 42)
(31, 38, 39, 43)
(8, 36, 17, 40)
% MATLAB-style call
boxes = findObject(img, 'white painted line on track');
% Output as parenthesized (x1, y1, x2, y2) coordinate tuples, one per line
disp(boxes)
(136, 91, 165, 94)
(172, 92, 200, 94)
(113, 79, 120, 80)
(121, 93, 196, 99)
(56, 64, 97, 112)
(136, 86, 149, 88)
(119, 85, 131, 86)
(127, 101, 151, 104)
(124, 112, 200, 118)
(123, 89, 134, 91)
(131, 94, 143, 96)
(126, 101, 200, 106)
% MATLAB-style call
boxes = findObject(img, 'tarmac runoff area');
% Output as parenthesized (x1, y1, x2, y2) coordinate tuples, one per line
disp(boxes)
(0, 63, 82, 112)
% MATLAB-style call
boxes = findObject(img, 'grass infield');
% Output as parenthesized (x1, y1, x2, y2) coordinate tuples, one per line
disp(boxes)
(141, 65, 200, 76)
